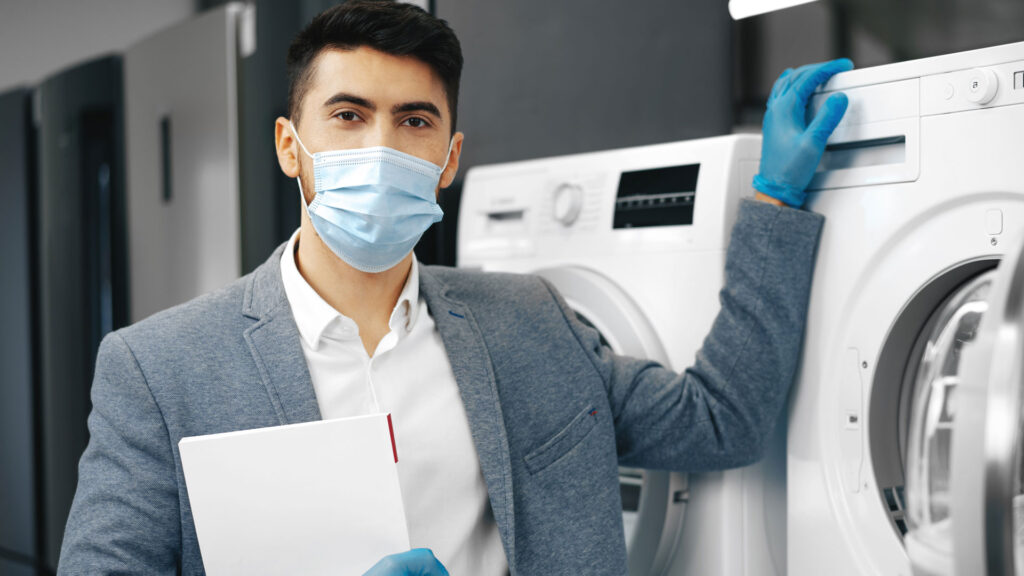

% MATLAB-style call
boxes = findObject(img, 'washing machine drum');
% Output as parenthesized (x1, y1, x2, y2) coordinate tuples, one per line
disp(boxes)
(900, 247, 1024, 576)
(902, 271, 993, 571)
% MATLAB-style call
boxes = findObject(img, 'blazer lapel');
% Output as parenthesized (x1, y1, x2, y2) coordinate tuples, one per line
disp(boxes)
(241, 242, 322, 426)
(419, 266, 517, 568)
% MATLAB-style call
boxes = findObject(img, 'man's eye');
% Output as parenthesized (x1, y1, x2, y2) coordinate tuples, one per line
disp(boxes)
(402, 117, 430, 128)
(337, 111, 360, 122)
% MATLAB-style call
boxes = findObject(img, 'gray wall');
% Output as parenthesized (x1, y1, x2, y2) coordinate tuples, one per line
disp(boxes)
(0, 0, 193, 94)
(439, 0, 735, 171)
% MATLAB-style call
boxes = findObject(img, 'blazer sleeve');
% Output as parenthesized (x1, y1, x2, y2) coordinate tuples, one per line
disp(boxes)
(57, 331, 181, 574)
(544, 199, 825, 472)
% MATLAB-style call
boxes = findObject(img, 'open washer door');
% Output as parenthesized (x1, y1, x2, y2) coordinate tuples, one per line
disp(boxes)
(900, 231, 1024, 576)
(899, 269, 995, 574)
(535, 266, 688, 576)
(946, 231, 1024, 576)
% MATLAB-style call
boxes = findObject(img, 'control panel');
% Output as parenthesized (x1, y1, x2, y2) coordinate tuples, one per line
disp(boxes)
(922, 60, 1024, 115)
(807, 52, 1024, 192)
(457, 135, 762, 264)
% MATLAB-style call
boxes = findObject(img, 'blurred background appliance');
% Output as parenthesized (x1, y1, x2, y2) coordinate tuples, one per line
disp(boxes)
(0, 55, 130, 575)
(124, 4, 251, 322)
(0, 87, 40, 576)
(36, 55, 130, 575)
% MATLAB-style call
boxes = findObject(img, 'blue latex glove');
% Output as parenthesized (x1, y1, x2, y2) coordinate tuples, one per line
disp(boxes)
(753, 58, 854, 208)
(363, 549, 450, 576)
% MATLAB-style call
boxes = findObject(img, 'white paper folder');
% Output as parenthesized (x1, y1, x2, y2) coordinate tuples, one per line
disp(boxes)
(179, 413, 409, 575)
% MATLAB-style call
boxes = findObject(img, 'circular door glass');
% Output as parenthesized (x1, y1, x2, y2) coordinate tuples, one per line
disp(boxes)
(905, 271, 994, 555)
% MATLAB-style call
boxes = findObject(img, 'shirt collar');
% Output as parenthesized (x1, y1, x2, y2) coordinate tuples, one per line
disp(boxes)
(393, 253, 421, 334)
(279, 228, 421, 351)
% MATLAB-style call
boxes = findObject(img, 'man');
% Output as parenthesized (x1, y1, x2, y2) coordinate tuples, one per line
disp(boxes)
(58, 1, 852, 574)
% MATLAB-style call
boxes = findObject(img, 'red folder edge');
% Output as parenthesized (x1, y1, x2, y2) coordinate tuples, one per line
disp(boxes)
(386, 413, 398, 463)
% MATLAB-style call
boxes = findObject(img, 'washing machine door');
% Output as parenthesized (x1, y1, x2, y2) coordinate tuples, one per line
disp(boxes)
(901, 269, 995, 575)
(940, 232, 1024, 576)
(534, 266, 687, 576)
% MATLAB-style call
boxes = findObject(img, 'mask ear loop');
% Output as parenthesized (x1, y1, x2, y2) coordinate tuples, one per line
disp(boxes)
(289, 120, 314, 159)
(439, 136, 455, 176)
(290, 120, 315, 213)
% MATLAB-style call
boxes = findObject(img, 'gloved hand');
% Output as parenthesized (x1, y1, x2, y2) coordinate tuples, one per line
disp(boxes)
(363, 548, 450, 576)
(753, 58, 854, 208)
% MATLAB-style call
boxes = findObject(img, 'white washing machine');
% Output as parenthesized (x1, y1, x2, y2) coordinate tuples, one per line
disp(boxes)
(787, 41, 1024, 575)
(458, 135, 788, 575)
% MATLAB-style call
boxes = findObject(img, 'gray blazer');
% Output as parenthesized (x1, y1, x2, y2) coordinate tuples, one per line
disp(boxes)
(57, 200, 824, 575)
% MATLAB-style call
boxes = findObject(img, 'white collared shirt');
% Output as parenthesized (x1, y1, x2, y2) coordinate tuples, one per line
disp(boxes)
(279, 229, 507, 575)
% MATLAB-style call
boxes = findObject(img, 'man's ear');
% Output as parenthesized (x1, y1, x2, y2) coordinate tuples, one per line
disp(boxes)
(439, 132, 464, 189)
(275, 117, 300, 178)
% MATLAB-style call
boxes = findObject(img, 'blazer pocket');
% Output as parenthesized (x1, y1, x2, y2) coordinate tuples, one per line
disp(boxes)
(524, 405, 597, 475)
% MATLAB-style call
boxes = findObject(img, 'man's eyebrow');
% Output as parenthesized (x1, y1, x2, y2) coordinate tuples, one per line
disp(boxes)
(322, 92, 376, 110)
(391, 101, 442, 119)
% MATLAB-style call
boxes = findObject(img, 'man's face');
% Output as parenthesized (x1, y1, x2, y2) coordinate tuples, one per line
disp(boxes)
(275, 46, 463, 198)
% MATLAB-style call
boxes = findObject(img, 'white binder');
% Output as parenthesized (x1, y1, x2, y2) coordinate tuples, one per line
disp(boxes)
(179, 413, 409, 575)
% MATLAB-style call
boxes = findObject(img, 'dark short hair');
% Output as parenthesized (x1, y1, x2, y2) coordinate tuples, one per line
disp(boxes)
(287, 0, 463, 133)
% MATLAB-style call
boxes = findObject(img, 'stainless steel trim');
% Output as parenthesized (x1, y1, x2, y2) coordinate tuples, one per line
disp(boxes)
(983, 234, 1024, 575)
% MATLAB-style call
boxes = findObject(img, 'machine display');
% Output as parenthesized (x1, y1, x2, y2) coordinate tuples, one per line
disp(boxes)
(613, 163, 700, 229)
(459, 135, 783, 575)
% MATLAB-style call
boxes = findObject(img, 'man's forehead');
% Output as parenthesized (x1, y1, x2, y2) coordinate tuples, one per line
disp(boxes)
(308, 47, 446, 107)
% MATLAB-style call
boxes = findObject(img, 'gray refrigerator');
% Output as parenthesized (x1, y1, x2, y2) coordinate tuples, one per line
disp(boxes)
(0, 54, 130, 575)
(36, 55, 130, 574)
(0, 87, 40, 576)
(124, 4, 251, 323)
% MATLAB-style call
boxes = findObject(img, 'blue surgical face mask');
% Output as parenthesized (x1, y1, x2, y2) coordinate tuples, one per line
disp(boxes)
(290, 120, 452, 273)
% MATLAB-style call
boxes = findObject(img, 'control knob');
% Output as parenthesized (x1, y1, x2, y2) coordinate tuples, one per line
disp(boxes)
(552, 183, 584, 226)
(966, 67, 998, 105)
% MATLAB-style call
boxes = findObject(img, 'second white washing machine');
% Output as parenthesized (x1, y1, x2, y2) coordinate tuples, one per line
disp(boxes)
(458, 134, 786, 575)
